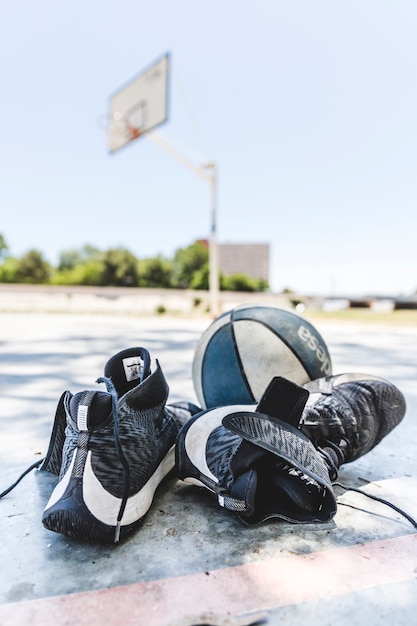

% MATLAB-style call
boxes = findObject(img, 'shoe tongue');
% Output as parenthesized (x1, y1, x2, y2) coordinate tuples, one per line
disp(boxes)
(229, 466, 259, 517)
(256, 376, 309, 429)
(229, 440, 268, 515)
(104, 347, 151, 397)
(69, 391, 112, 429)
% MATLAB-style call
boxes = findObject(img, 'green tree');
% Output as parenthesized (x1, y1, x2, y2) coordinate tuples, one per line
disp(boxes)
(189, 264, 209, 290)
(14, 249, 51, 284)
(221, 273, 268, 292)
(58, 244, 102, 271)
(171, 242, 208, 289)
(0, 234, 8, 261)
(139, 256, 173, 288)
(0, 256, 19, 282)
(100, 248, 140, 286)
(51, 259, 105, 285)
(53, 244, 105, 285)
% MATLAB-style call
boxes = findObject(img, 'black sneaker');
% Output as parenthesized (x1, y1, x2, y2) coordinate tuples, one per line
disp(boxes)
(176, 377, 337, 525)
(42, 347, 199, 543)
(299, 373, 406, 478)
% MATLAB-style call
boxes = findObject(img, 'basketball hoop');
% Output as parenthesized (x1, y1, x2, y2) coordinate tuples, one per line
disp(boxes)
(124, 118, 142, 141)
(104, 53, 169, 154)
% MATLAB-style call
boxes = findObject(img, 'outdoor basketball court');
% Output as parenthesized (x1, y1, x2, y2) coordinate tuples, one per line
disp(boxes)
(0, 310, 416, 626)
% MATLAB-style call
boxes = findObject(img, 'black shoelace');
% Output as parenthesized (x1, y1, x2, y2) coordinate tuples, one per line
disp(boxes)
(96, 375, 131, 543)
(317, 437, 417, 530)
(334, 481, 417, 529)
(0, 458, 44, 498)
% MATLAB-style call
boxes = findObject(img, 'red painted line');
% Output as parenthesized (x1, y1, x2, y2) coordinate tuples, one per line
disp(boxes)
(1, 534, 416, 626)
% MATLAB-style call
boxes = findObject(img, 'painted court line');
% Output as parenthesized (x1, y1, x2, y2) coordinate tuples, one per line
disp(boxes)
(0, 534, 416, 626)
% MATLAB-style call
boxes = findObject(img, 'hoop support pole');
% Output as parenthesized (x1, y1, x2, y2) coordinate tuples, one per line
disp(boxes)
(146, 132, 220, 316)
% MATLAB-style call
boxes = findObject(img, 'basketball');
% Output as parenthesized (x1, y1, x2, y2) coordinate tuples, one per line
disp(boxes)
(192, 304, 332, 409)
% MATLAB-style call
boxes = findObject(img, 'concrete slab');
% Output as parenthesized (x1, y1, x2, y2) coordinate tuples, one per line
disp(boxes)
(0, 312, 416, 625)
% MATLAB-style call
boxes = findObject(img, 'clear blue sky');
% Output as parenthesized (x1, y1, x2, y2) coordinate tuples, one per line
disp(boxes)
(1, 1, 416, 297)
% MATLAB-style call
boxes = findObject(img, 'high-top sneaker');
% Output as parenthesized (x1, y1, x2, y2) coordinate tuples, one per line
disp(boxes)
(299, 373, 406, 479)
(42, 347, 199, 543)
(176, 377, 337, 525)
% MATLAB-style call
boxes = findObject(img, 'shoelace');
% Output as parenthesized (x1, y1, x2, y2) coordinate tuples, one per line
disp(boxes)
(334, 482, 417, 530)
(316, 439, 347, 481)
(317, 437, 417, 530)
(96, 375, 131, 543)
(0, 458, 43, 498)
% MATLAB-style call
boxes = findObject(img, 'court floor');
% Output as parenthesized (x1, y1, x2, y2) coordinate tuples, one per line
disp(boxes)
(0, 312, 416, 626)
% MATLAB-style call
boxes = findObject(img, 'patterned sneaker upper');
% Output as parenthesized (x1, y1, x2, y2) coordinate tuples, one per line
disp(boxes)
(300, 373, 406, 470)
(61, 362, 176, 498)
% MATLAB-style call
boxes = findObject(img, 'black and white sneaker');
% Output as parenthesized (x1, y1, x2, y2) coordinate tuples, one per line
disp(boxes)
(175, 373, 413, 529)
(176, 377, 337, 525)
(42, 347, 199, 543)
(299, 372, 406, 477)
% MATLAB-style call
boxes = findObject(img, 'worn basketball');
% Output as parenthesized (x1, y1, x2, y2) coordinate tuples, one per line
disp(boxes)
(192, 304, 332, 409)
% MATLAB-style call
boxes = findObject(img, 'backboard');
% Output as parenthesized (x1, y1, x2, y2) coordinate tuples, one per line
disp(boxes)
(107, 53, 169, 154)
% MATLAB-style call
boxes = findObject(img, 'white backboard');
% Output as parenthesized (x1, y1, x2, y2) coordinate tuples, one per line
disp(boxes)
(108, 53, 169, 153)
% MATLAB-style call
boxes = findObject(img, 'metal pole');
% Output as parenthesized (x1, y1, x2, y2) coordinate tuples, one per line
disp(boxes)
(207, 163, 220, 317)
(146, 132, 220, 316)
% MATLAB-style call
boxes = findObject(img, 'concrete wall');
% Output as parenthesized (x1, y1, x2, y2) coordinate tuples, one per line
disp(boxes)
(0, 284, 291, 316)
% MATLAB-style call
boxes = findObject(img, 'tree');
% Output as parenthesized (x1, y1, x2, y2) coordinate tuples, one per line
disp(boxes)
(139, 256, 173, 288)
(100, 248, 140, 286)
(51, 259, 104, 285)
(0, 234, 8, 261)
(189, 264, 209, 290)
(171, 242, 208, 289)
(14, 249, 51, 284)
(58, 244, 102, 271)
(0, 256, 19, 282)
(221, 273, 269, 292)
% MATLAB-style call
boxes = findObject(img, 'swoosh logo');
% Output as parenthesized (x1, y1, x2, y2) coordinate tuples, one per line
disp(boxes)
(83, 447, 175, 526)
(46, 446, 175, 527)
(184, 404, 255, 483)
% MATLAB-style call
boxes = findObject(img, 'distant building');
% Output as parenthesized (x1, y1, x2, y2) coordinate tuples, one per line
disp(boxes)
(197, 240, 270, 284)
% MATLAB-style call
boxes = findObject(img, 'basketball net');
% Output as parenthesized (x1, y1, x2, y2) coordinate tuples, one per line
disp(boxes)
(124, 118, 141, 141)
(98, 112, 142, 152)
